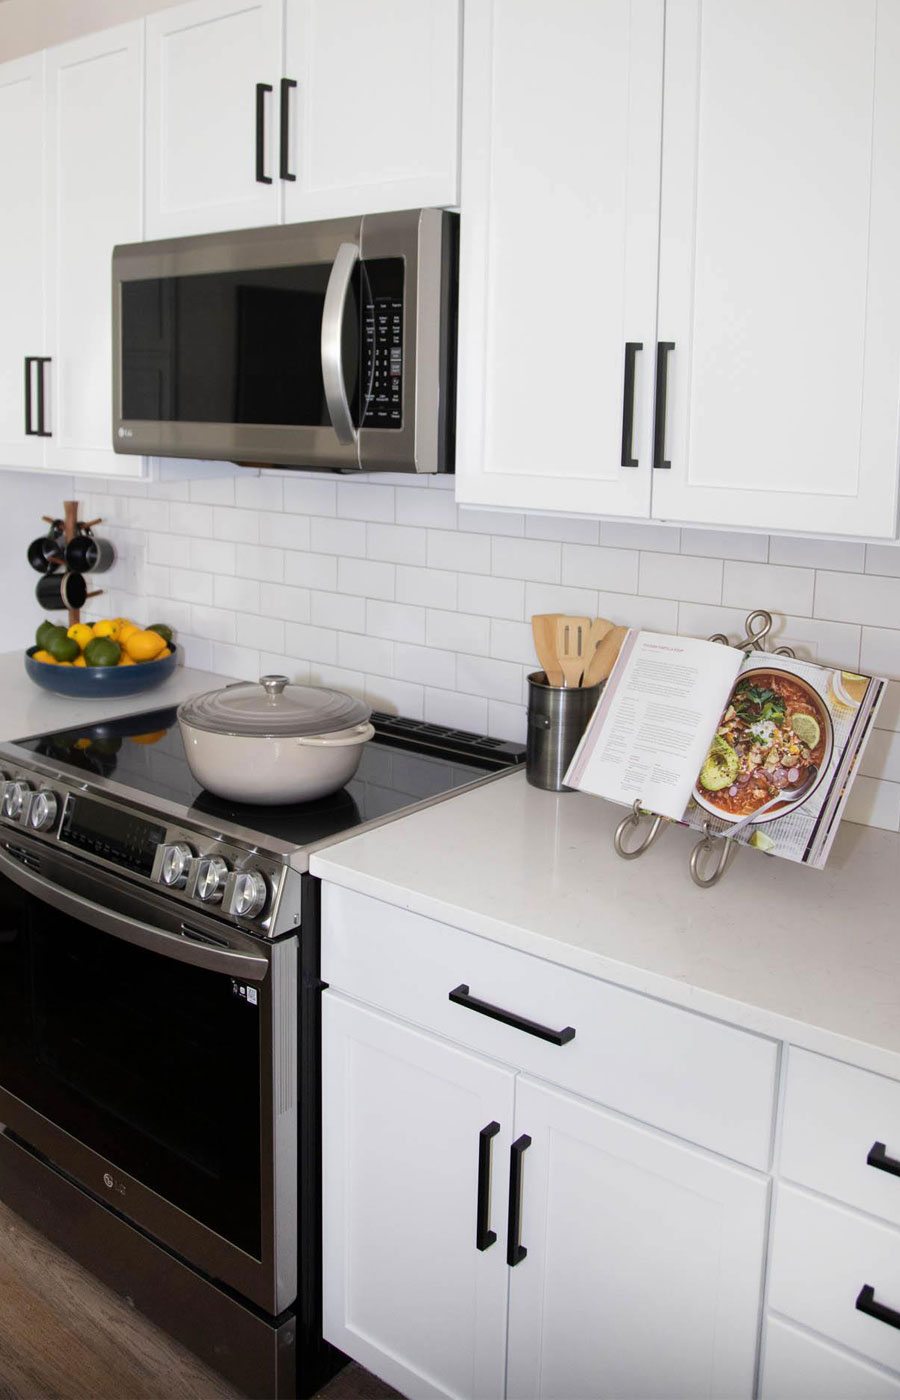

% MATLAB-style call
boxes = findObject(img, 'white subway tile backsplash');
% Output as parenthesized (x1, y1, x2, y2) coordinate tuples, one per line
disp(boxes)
(424, 687, 487, 732)
(337, 482, 394, 522)
(601, 522, 680, 553)
(367, 523, 427, 566)
(396, 487, 458, 529)
(169, 568, 214, 606)
(526, 514, 600, 545)
(190, 539, 236, 575)
(815, 570, 900, 625)
(234, 473, 284, 512)
(426, 608, 490, 657)
(769, 535, 866, 573)
(679, 528, 768, 562)
(723, 560, 813, 615)
(259, 652, 310, 684)
(311, 590, 366, 633)
(457, 654, 524, 704)
(396, 564, 458, 611)
(213, 506, 258, 544)
(843, 775, 900, 832)
(214, 575, 261, 614)
(642, 552, 722, 604)
(457, 506, 526, 537)
(309, 516, 367, 557)
(259, 511, 311, 552)
(365, 675, 425, 718)
(866, 543, 900, 578)
(284, 621, 338, 666)
(367, 600, 426, 644)
(337, 557, 395, 601)
(394, 642, 456, 689)
(524, 582, 599, 618)
(488, 699, 528, 742)
(236, 543, 284, 583)
(428, 528, 492, 574)
(283, 478, 337, 516)
(210, 642, 261, 682)
(599, 592, 679, 632)
(170, 503, 213, 537)
(259, 581, 310, 624)
(563, 543, 638, 593)
(189, 605, 236, 645)
(493, 536, 560, 583)
(284, 551, 338, 592)
(490, 619, 535, 666)
(189, 476, 235, 506)
(457, 573, 525, 622)
(338, 631, 393, 678)
(237, 613, 284, 653)
(861, 728, 900, 784)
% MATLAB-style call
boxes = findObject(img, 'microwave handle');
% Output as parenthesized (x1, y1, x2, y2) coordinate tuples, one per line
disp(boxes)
(321, 241, 360, 446)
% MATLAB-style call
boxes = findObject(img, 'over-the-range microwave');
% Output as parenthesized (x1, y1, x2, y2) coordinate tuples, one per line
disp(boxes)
(111, 208, 457, 473)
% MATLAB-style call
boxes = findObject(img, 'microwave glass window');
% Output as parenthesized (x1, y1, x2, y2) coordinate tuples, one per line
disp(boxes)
(120, 264, 361, 429)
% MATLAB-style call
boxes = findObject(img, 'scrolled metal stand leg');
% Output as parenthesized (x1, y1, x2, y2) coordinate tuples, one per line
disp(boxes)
(689, 823, 739, 888)
(614, 800, 666, 861)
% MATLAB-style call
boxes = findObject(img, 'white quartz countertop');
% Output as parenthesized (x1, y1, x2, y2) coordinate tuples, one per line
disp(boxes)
(311, 770, 900, 1079)
(0, 650, 231, 742)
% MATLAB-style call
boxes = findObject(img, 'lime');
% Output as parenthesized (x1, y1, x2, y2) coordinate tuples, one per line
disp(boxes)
(83, 636, 121, 667)
(748, 831, 776, 853)
(148, 623, 173, 644)
(790, 713, 820, 749)
(47, 632, 80, 664)
(36, 621, 64, 651)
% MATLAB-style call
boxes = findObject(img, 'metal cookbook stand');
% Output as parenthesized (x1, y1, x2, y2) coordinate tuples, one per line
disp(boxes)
(612, 610, 796, 888)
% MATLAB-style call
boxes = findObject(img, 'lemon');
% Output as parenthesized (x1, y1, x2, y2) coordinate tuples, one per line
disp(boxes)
(118, 654, 136, 666)
(92, 619, 119, 641)
(790, 713, 820, 749)
(117, 621, 139, 644)
(32, 649, 58, 664)
(72, 655, 87, 667)
(124, 629, 167, 662)
(156, 646, 172, 659)
(67, 623, 94, 651)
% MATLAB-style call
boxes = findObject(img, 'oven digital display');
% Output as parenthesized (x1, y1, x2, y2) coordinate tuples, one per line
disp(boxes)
(59, 796, 165, 876)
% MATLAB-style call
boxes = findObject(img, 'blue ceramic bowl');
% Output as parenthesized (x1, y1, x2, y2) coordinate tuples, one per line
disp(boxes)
(25, 643, 178, 698)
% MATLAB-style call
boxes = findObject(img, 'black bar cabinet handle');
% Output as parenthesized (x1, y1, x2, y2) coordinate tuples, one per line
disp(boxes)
(867, 1142, 900, 1179)
(476, 1121, 500, 1251)
(35, 357, 51, 437)
(856, 1284, 900, 1331)
(620, 341, 642, 467)
(449, 985, 575, 1046)
(507, 1134, 531, 1267)
(279, 78, 296, 181)
(653, 341, 675, 469)
(24, 357, 34, 435)
(255, 82, 273, 184)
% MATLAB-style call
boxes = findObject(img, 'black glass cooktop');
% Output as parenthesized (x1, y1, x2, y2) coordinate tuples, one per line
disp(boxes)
(14, 707, 525, 850)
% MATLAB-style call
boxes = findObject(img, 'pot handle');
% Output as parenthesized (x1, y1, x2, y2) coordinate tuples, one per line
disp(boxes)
(294, 722, 375, 749)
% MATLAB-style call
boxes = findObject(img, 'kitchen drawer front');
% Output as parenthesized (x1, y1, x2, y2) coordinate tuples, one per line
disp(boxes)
(762, 1315, 900, 1399)
(769, 1184, 900, 1376)
(781, 1048, 900, 1228)
(321, 884, 778, 1168)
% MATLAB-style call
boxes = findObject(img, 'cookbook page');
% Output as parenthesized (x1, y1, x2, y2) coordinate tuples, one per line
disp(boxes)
(683, 654, 886, 866)
(565, 632, 744, 820)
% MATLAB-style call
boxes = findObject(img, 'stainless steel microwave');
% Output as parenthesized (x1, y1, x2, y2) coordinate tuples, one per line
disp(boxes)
(111, 208, 457, 473)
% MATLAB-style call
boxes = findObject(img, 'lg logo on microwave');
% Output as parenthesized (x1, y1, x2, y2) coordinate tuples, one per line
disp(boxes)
(103, 1171, 127, 1197)
(117, 427, 133, 438)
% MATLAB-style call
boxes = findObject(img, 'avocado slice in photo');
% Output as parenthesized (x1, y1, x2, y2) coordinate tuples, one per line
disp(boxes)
(699, 735, 740, 792)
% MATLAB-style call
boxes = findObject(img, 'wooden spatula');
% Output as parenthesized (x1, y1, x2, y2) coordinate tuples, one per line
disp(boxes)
(531, 614, 564, 686)
(582, 624, 628, 688)
(581, 617, 614, 682)
(555, 615, 591, 687)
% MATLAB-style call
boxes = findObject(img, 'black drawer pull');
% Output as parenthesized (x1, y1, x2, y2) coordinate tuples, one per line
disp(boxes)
(856, 1284, 900, 1331)
(620, 341, 642, 467)
(652, 340, 674, 469)
(476, 1121, 500, 1251)
(449, 985, 575, 1046)
(867, 1142, 900, 1179)
(279, 78, 296, 181)
(25, 357, 51, 437)
(255, 82, 273, 184)
(507, 1134, 531, 1267)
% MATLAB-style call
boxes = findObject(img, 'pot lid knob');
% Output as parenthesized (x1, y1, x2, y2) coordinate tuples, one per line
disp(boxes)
(260, 674, 289, 702)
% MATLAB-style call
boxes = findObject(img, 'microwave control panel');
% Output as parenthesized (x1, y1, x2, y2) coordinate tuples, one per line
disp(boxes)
(361, 258, 403, 430)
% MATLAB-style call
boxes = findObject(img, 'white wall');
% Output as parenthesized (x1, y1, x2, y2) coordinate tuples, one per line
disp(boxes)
(1, 470, 73, 649)
(0, 0, 177, 61)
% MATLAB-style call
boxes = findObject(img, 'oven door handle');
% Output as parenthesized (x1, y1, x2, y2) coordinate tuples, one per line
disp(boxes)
(321, 241, 360, 448)
(0, 843, 269, 982)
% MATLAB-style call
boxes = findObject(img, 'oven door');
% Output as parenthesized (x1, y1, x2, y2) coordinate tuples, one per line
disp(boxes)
(0, 834, 297, 1316)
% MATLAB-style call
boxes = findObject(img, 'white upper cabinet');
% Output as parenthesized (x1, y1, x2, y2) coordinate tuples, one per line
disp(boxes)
(42, 22, 145, 476)
(145, 0, 283, 238)
(0, 54, 45, 470)
(652, 0, 900, 538)
(455, 0, 665, 519)
(282, 0, 460, 223)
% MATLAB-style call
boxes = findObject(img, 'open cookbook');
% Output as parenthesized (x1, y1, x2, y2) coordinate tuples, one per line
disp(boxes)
(565, 631, 886, 868)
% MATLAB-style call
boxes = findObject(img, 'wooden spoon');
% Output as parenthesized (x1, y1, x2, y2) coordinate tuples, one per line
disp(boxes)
(581, 618, 614, 682)
(582, 625, 628, 688)
(531, 614, 564, 686)
(555, 615, 592, 687)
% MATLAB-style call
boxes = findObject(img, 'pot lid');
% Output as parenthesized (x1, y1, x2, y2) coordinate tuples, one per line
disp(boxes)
(178, 676, 371, 739)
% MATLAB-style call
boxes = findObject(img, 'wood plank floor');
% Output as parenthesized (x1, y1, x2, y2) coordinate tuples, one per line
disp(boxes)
(0, 1199, 401, 1400)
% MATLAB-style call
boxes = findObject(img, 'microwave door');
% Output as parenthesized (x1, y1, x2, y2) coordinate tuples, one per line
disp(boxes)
(322, 242, 361, 450)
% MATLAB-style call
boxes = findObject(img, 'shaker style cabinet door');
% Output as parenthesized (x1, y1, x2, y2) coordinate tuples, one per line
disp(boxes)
(145, 0, 283, 237)
(282, 0, 460, 223)
(455, 0, 664, 518)
(0, 53, 46, 471)
(42, 23, 145, 477)
(505, 1077, 770, 1400)
(322, 991, 514, 1400)
(652, 0, 900, 537)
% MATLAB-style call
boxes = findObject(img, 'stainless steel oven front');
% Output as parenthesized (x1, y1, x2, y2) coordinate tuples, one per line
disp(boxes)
(0, 832, 297, 1316)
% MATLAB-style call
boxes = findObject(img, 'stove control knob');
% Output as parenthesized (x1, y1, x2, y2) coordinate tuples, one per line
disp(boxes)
(193, 856, 229, 904)
(28, 790, 59, 832)
(3, 781, 32, 820)
(226, 870, 268, 920)
(158, 842, 194, 889)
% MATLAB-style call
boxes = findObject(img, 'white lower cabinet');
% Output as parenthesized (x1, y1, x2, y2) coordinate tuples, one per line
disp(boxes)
(762, 1316, 900, 1400)
(322, 984, 770, 1400)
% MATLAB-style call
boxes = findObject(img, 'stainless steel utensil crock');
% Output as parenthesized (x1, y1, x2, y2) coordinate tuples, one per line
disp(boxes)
(525, 671, 603, 792)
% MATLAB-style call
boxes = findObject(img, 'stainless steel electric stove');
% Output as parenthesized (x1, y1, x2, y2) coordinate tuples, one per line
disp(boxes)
(0, 704, 524, 1398)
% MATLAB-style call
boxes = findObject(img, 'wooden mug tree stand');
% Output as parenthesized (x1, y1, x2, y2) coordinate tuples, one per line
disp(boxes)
(42, 499, 104, 628)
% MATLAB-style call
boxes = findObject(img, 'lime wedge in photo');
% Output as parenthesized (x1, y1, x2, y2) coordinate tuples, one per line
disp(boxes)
(748, 831, 776, 852)
(790, 713, 820, 749)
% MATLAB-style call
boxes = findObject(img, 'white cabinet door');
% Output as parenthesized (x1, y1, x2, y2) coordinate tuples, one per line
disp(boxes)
(145, 0, 283, 237)
(0, 54, 46, 471)
(42, 23, 145, 478)
(282, 0, 459, 223)
(652, 0, 900, 538)
(506, 1077, 769, 1400)
(322, 991, 513, 1400)
(455, 0, 663, 519)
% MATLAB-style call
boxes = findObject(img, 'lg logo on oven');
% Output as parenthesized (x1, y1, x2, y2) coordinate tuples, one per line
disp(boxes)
(103, 1172, 127, 1197)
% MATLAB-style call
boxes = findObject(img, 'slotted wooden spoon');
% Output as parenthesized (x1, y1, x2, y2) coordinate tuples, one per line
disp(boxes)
(531, 614, 564, 686)
(581, 617, 614, 682)
(582, 624, 628, 688)
(555, 615, 591, 687)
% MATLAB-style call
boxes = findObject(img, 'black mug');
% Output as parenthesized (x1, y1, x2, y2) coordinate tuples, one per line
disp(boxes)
(35, 572, 87, 612)
(27, 521, 66, 575)
(66, 529, 115, 574)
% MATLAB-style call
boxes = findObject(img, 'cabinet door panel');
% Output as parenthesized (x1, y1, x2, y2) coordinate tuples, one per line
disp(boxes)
(0, 54, 45, 470)
(283, 0, 459, 222)
(145, 0, 282, 237)
(653, 0, 900, 537)
(762, 1315, 900, 1400)
(43, 23, 145, 476)
(322, 992, 512, 1400)
(455, 0, 663, 518)
(507, 1077, 769, 1400)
